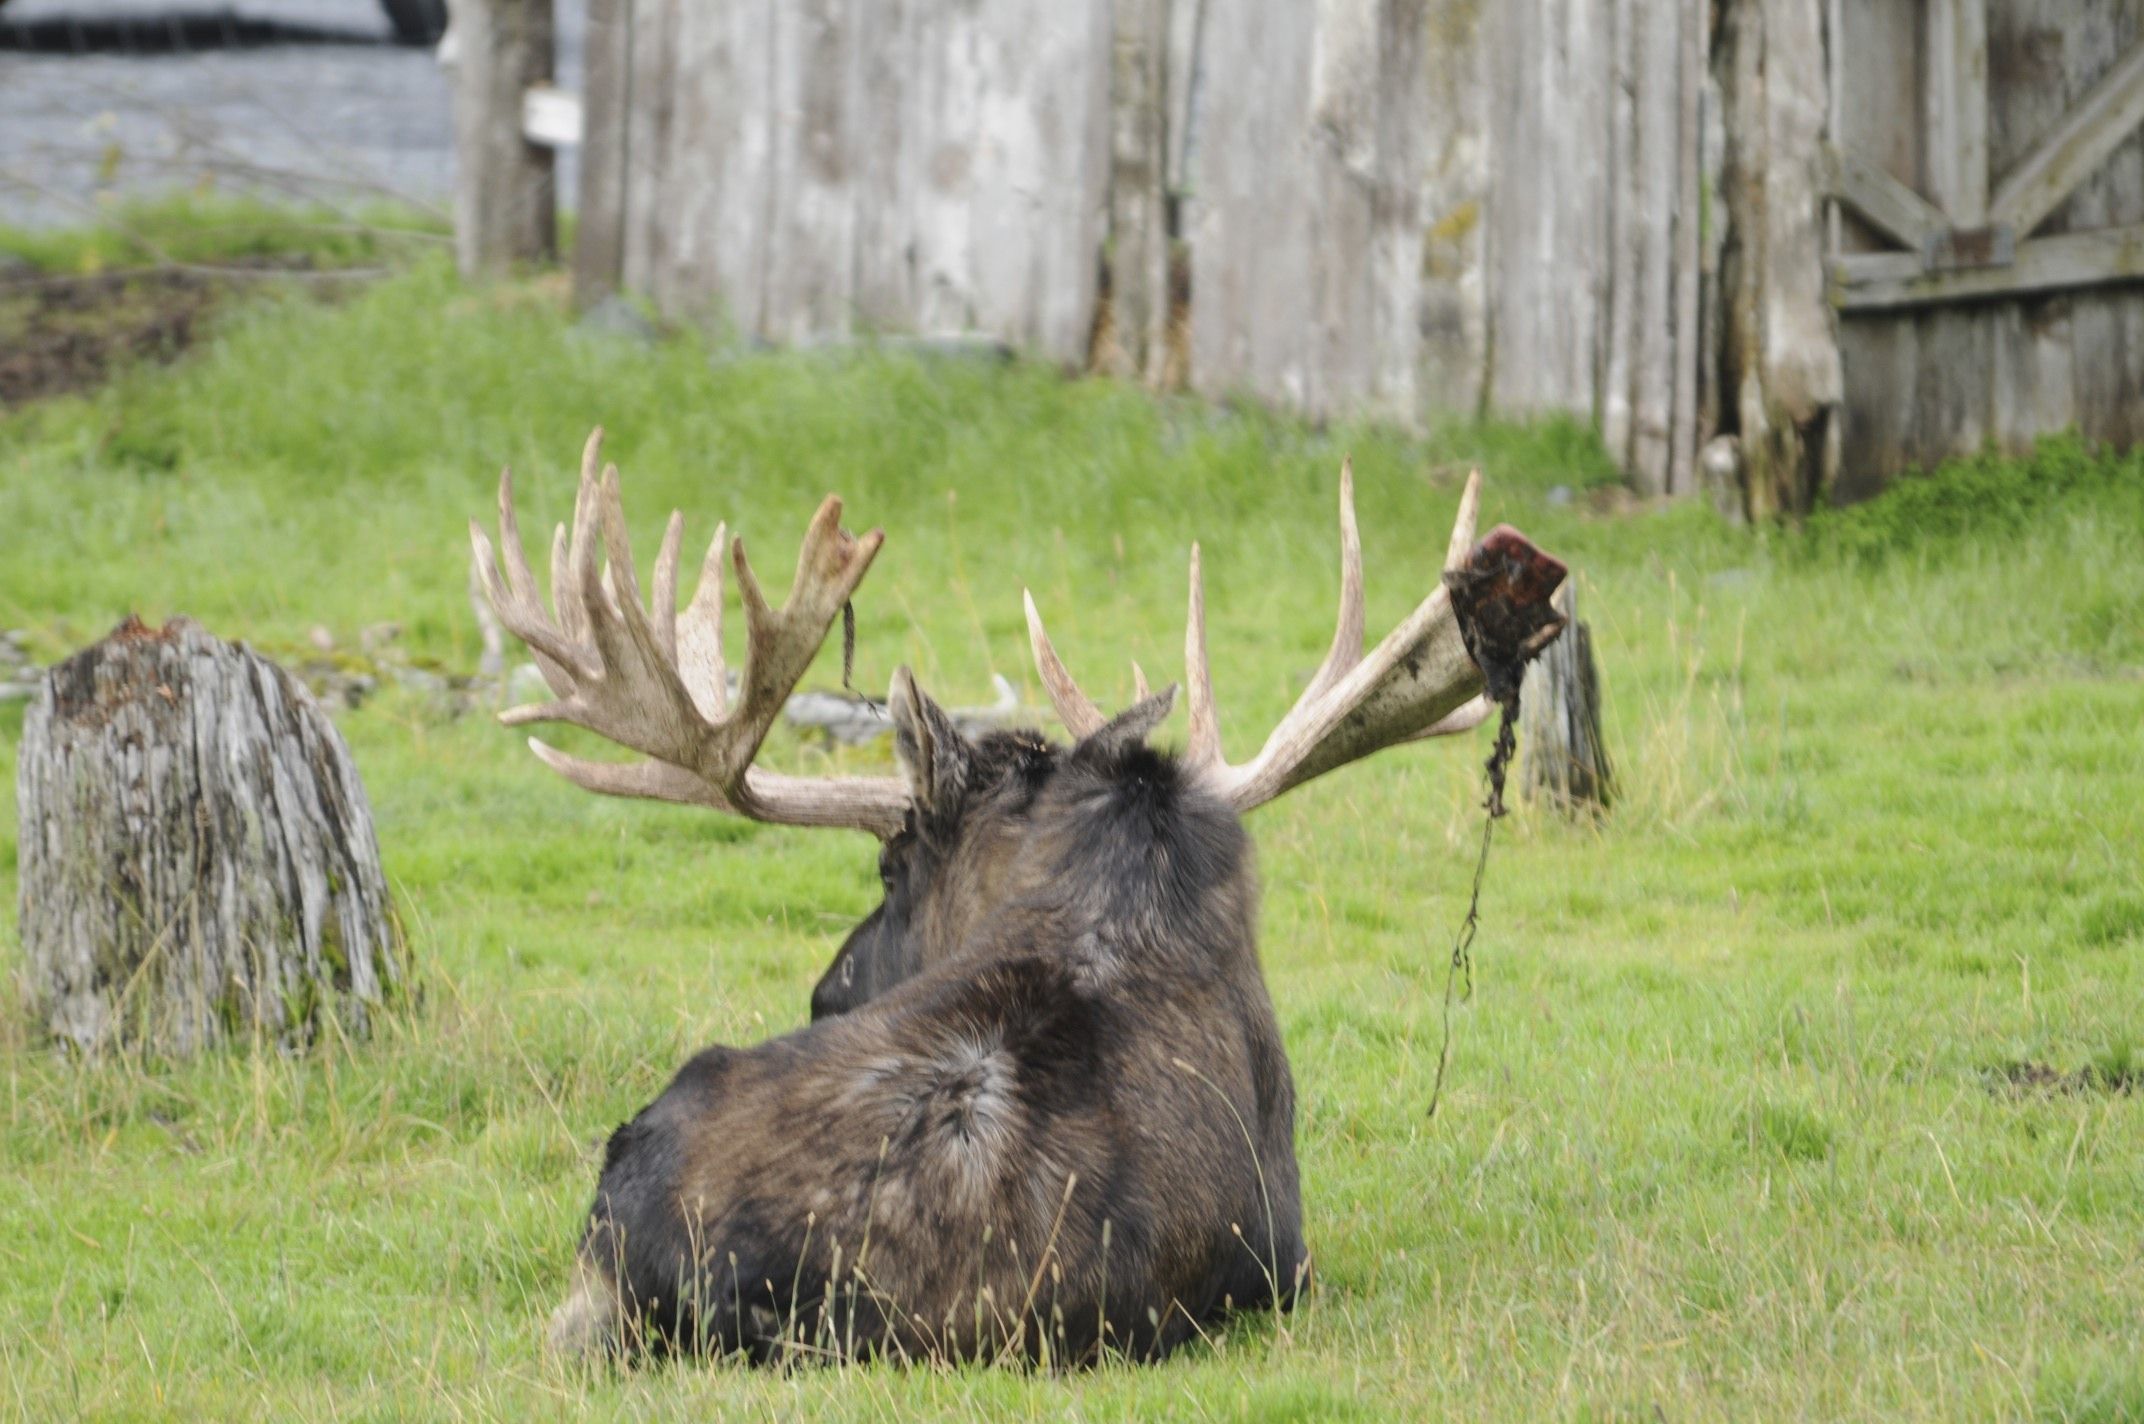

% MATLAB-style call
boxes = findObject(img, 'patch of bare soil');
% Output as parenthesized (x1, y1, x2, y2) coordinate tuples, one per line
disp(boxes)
(0, 266, 231, 405)
(0, 260, 361, 406)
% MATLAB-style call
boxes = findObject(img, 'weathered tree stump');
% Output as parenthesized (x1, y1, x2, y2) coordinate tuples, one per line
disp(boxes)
(15, 617, 402, 1056)
(1519, 581, 1614, 814)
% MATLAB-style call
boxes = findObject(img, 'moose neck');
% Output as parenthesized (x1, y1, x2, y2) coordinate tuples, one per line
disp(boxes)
(991, 737, 1260, 989)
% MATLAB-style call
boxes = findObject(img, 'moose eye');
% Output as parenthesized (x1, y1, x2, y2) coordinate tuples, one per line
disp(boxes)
(877, 837, 908, 893)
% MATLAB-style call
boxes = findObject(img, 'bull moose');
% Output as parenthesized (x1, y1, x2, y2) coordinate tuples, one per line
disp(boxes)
(470, 430, 1563, 1365)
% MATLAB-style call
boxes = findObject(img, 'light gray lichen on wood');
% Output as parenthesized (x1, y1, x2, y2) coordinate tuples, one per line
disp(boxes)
(15, 617, 402, 1056)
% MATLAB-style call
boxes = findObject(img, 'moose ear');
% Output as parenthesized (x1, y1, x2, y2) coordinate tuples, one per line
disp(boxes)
(888, 666, 972, 815)
(1078, 683, 1179, 756)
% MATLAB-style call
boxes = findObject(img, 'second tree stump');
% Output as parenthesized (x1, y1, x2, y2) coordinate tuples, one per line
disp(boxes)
(1519, 580, 1614, 814)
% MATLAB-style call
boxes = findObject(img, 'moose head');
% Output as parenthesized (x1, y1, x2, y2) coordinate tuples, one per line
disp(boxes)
(472, 430, 1564, 1364)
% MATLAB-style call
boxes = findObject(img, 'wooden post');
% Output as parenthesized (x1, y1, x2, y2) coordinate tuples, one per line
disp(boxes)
(573, 0, 630, 310)
(452, 0, 558, 279)
(1519, 581, 1614, 815)
(1100, 0, 1171, 381)
(1715, 0, 1841, 518)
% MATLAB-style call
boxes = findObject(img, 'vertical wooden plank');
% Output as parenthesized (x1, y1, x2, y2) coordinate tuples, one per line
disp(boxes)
(1668, 0, 1703, 494)
(1188, 0, 1317, 406)
(1903, 0, 1998, 476)
(1186, 0, 1431, 422)
(1822, 0, 1920, 490)
(645, 0, 756, 324)
(1923, 0, 1989, 222)
(759, 0, 861, 343)
(1305, 0, 1375, 414)
(850, 0, 920, 330)
(1102, 0, 1172, 379)
(1986, 295, 2077, 454)
(2024, 297, 2079, 443)
(1580, 0, 1617, 414)
(1823, 0, 1841, 256)
(1308, 0, 1429, 422)
(1716, 0, 1841, 516)
(2073, 293, 2144, 449)
(1629, 0, 1680, 491)
(1485, 0, 1613, 416)
(1909, 306, 1989, 465)
(573, 0, 630, 310)
(619, 0, 678, 295)
(2120, 293, 2144, 451)
(909, 3, 984, 337)
(962, 0, 1112, 361)
(1480, 0, 1531, 411)
(1165, 0, 1206, 199)
(451, 0, 558, 279)
(1599, 0, 1638, 467)
(2093, 5, 2144, 448)
(1416, 0, 1488, 417)
(1364, 0, 1430, 418)
(1833, 316, 1902, 500)
(1832, 0, 1922, 253)
(1698, 0, 1725, 446)
(1981, 0, 2085, 462)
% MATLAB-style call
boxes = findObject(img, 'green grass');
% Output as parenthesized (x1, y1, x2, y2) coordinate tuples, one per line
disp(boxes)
(0, 194, 450, 275)
(2, 247, 2141, 1422)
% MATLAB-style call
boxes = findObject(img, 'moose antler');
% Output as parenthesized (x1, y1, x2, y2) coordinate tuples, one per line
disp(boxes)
(1024, 463, 1565, 812)
(470, 429, 910, 836)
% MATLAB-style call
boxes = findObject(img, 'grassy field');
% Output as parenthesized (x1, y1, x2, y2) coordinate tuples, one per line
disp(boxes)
(2, 220, 2141, 1421)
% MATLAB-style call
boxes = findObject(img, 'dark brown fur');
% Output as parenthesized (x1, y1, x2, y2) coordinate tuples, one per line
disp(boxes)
(552, 682, 1307, 1365)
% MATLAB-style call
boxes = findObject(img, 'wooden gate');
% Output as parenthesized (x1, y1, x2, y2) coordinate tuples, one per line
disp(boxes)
(1824, 0, 2144, 493)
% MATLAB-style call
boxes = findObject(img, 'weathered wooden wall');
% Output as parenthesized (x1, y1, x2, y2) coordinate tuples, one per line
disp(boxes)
(1183, 0, 1707, 499)
(590, 0, 1110, 362)
(1187, 0, 1427, 422)
(564, 0, 2144, 505)
(1832, 0, 2144, 497)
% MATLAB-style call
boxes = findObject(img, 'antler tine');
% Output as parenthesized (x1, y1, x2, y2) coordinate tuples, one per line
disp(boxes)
(1444, 469, 1482, 573)
(1300, 456, 1367, 707)
(1131, 661, 1150, 700)
(1183, 544, 1220, 767)
(469, 468, 585, 691)
(527, 738, 727, 806)
(726, 495, 884, 764)
(1187, 460, 1365, 792)
(597, 463, 646, 616)
(676, 523, 730, 719)
(1023, 590, 1106, 738)
(492, 466, 545, 617)
(650, 510, 684, 662)
(474, 428, 909, 836)
(550, 428, 606, 648)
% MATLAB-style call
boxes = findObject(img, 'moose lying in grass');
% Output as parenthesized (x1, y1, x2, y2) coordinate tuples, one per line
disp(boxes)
(471, 431, 1563, 1365)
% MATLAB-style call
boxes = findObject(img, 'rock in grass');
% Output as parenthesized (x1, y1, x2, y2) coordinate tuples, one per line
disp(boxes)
(15, 617, 404, 1056)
